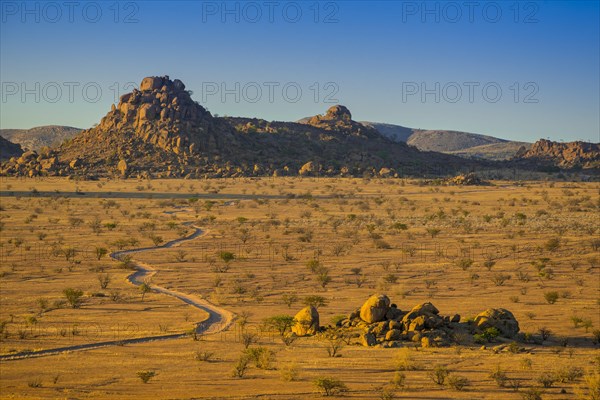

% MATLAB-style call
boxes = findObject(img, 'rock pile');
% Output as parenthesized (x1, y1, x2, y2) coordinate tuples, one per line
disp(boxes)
(336, 294, 519, 348)
(448, 172, 488, 185)
(304, 105, 381, 139)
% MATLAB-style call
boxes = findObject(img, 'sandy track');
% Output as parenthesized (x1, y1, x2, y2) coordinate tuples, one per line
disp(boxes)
(0, 220, 234, 361)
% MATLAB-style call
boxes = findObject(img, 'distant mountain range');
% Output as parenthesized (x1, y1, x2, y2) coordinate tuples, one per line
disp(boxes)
(359, 122, 531, 161)
(0, 126, 81, 152)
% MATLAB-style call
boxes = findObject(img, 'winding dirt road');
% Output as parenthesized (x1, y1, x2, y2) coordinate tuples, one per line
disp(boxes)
(0, 218, 234, 361)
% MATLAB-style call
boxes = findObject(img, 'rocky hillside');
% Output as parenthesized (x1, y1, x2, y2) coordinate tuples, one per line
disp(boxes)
(447, 141, 532, 161)
(360, 122, 530, 161)
(514, 139, 600, 170)
(0, 136, 23, 161)
(1, 76, 482, 179)
(0, 126, 81, 151)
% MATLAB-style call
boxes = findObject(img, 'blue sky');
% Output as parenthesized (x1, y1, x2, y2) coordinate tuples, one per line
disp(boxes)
(1, 0, 599, 143)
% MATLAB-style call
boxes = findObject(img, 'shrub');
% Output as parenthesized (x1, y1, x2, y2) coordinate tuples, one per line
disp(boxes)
(555, 366, 584, 383)
(27, 379, 42, 388)
(279, 362, 300, 382)
(491, 273, 511, 286)
(538, 327, 552, 342)
(218, 251, 235, 264)
(544, 238, 560, 251)
(232, 354, 251, 378)
(314, 377, 348, 396)
(195, 351, 215, 362)
(537, 372, 556, 388)
(137, 370, 156, 383)
(575, 372, 599, 400)
(306, 259, 321, 273)
(428, 364, 449, 385)
(446, 374, 469, 391)
(474, 327, 500, 343)
(521, 388, 543, 400)
(592, 329, 600, 345)
(520, 358, 533, 370)
(544, 291, 559, 304)
(489, 365, 508, 387)
(393, 348, 416, 371)
(456, 258, 474, 270)
(391, 371, 406, 388)
(572, 316, 584, 328)
(244, 347, 275, 370)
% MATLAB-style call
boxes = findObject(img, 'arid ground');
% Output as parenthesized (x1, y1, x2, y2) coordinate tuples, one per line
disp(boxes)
(0, 177, 598, 399)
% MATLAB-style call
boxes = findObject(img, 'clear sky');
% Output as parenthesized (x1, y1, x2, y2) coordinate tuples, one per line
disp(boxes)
(1, 0, 599, 143)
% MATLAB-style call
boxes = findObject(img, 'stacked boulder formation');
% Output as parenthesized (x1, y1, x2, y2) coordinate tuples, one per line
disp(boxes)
(336, 294, 519, 348)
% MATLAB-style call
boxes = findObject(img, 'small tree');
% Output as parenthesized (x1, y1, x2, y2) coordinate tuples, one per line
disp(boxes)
(63, 288, 83, 308)
(426, 228, 441, 238)
(538, 327, 552, 342)
(282, 293, 298, 308)
(317, 268, 332, 288)
(303, 295, 327, 309)
(97, 273, 111, 289)
(314, 377, 348, 396)
(140, 282, 151, 301)
(241, 332, 258, 349)
(325, 336, 345, 357)
(263, 315, 295, 337)
(95, 247, 108, 260)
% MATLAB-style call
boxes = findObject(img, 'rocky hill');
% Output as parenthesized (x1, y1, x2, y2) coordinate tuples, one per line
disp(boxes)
(360, 122, 531, 161)
(0, 136, 23, 161)
(513, 139, 600, 170)
(447, 141, 532, 161)
(0, 126, 81, 151)
(1, 76, 483, 179)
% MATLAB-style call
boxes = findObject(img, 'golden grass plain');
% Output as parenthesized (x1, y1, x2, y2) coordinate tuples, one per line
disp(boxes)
(0, 177, 598, 399)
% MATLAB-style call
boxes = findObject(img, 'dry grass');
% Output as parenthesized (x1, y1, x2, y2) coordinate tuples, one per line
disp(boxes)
(0, 176, 598, 399)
